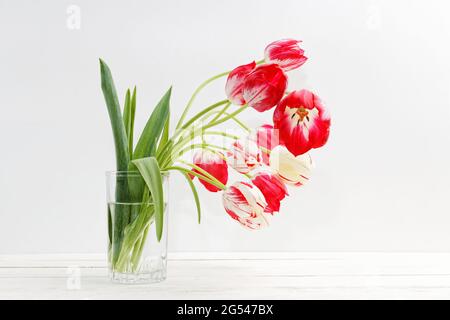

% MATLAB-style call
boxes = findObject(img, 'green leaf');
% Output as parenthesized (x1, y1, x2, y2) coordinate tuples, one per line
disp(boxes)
(129, 87, 137, 155)
(157, 110, 170, 155)
(123, 88, 136, 160)
(99, 59, 129, 171)
(100, 59, 131, 266)
(134, 87, 172, 159)
(123, 89, 131, 134)
(180, 172, 201, 224)
(133, 157, 165, 241)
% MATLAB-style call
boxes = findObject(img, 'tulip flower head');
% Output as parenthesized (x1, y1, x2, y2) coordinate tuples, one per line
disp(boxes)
(242, 64, 288, 112)
(265, 39, 308, 72)
(252, 124, 280, 165)
(252, 171, 288, 214)
(269, 145, 313, 186)
(273, 90, 330, 156)
(192, 149, 228, 192)
(223, 181, 269, 230)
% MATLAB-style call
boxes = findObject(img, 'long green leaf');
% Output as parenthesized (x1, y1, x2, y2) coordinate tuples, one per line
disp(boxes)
(123, 89, 131, 135)
(99, 59, 129, 171)
(133, 157, 165, 241)
(157, 110, 170, 155)
(180, 172, 201, 224)
(134, 87, 172, 159)
(100, 59, 131, 265)
(123, 88, 136, 160)
(129, 87, 137, 157)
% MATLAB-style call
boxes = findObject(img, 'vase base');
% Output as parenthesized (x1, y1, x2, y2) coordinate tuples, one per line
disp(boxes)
(109, 269, 167, 284)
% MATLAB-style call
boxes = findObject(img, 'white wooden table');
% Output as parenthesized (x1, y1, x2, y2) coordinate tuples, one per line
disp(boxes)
(2, 253, 450, 299)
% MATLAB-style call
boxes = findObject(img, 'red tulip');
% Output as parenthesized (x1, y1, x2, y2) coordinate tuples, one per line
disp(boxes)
(252, 171, 288, 214)
(273, 90, 330, 156)
(222, 181, 269, 230)
(265, 39, 308, 72)
(252, 124, 280, 165)
(242, 64, 288, 112)
(225, 61, 256, 105)
(192, 149, 228, 192)
(226, 138, 262, 174)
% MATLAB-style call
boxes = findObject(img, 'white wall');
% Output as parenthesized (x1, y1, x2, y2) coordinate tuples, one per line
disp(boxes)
(1, 0, 450, 254)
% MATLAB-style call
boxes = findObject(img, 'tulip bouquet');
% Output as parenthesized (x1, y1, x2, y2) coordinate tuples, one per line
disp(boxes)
(101, 39, 330, 281)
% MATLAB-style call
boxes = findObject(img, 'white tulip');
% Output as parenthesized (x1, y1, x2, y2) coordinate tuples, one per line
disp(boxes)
(269, 145, 313, 186)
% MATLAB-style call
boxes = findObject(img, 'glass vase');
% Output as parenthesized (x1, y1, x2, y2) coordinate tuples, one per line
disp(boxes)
(106, 171, 169, 284)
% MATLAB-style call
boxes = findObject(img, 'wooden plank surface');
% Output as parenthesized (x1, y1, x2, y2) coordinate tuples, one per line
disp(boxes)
(1, 253, 450, 299)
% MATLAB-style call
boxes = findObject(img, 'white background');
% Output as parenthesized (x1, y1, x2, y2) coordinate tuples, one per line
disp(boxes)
(1, 0, 450, 254)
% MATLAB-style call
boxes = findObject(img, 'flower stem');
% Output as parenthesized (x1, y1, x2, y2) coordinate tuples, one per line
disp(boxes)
(130, 221, 150, 272)
(160, 130, 237, 169)
(214, 111, 251, 132)
(180, 99, 229, 131)
(203, 131, 240, 140)
(156, 99, 228, 164)
(177, 143, 228, 158)
(260, 146, 271, 155)
(203, 106, 248, 130)
(176, 71, 230, 130)
(209, 102, 231, 123)
(165, 165, 227, 190)
(178, 159, 228, 189)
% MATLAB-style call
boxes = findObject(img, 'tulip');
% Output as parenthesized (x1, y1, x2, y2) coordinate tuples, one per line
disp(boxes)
(252, 171, 288, 214)
(273, 90, 330, 156)
(192, 149, 228, 192)
(269, 145, 313, 186)
(252, 124, 280, 165)
(265, 39, 308, 71)
(227, 138, 262, 174)
(223, 181, 269, 230)
(225, 61, 256, 105)
(242, 64, 288, 112)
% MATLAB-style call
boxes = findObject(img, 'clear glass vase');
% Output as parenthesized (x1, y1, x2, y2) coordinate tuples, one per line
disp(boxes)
(106, 171, 168, 284)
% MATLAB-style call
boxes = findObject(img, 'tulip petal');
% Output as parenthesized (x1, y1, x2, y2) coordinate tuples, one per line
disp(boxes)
(225, 61, 256, 105)
(252, 171, 288, 214)
(269, 145, 313, 186)
(242, 64, 288, 112)
(265, 39, 308, 72)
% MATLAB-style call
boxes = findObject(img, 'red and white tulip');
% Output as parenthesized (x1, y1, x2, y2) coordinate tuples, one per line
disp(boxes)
(192, 149, 228, 192)
(242, 64, 288, 112)
(265, 39, 308, 72)
(252, 171, 288, 214)
(269, 145, 313, 186)
(225, 61, 256, 106)
(252, 124, 280, 165)
(273, 90, 330, 156)
(227, 138, 262, 174)
(223, 181, 269, 230)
